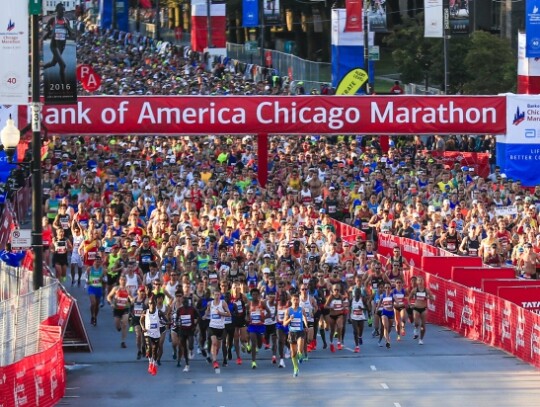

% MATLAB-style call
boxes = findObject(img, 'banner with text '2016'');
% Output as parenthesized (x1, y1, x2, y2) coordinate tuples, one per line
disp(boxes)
(497, 94, 540, 186)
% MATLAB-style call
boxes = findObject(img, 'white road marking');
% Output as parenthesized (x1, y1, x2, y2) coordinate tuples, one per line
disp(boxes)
(381, 383, 389, 389)
(394, 403, 402, 407)
(217, 386, 223, 393)
(370, 365, 377, 371)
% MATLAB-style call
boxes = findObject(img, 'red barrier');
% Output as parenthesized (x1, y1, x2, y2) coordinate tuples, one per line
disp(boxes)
(421, 256, 484, 279)
(497, 286, 540, 313)
(421, 150, 490, 178)
(0, 201, 16, 249)
(329, 219, 366, 242)
(0, 324, 66, 407)
(482, 278, 540, 294)
(451, 267, 516, 289)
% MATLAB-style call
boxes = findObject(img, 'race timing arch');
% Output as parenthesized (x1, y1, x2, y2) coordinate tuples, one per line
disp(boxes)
(18, 95, 507, 187)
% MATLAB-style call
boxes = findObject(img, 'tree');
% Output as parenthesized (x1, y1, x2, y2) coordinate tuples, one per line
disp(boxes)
(383, 14, 517, 94)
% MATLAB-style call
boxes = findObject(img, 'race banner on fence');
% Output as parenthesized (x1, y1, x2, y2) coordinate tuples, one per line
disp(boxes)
(421, 150, 491, 178)
(21, 95, 507, 135)
(525, 0, 540, 57)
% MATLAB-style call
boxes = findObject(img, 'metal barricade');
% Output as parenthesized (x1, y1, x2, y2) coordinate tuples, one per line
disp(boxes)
(405, 83, 444, 95)
(0, 275, 58, 366)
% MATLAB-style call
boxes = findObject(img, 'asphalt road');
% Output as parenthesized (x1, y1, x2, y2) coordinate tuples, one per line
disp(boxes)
(61, 282, 540, 407)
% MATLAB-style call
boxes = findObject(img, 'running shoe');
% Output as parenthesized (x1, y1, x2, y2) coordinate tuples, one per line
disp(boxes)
(378, 339, 383, 347)
(367, 317, 373, 327)
(236, 357, 242, 365)
(137, 351, 142, 360)
(330, 343, 335, 353)
(354, 346, 360, 353)
(397, 335, 401, 341)
(129, 326, 134, 332)
(222, 360, 228, 367)
(251, 361, 257, 369)
(228, 349, 233, 361)
(386, 342, 391, 349)
(279, 359, 285, 368)
(147, 364, 152, 374)
(213, 361, 219, 369)
(293, 368, 299, 377)
(359, 337, 363, 345)
(419, 339, 424, 345)
(189, 350, 194, 360)
(157, 359, 161, 366)
(322, 343, 328, 350)
(206, 356, 213, 364)
(246, 343, 252, 353)
(121, 342, 127, 348)
(337, 342, 343, 351)
(401, 326, 406, 336)
(413, 328, 419, 339)
(241, 343, 247, 353)
(151, 364, 157, 376)
(201, 349, 208, 358)
(371, 329, 377, 338)
(285, 348, 291, 359)
(183, 365, 190, 372)
(272, 355, 277, 364)
(298, 353, 303, 363)
(177, 360, 181, 368)
(333, 331, 338, 338)
(173, 350, 177, 360)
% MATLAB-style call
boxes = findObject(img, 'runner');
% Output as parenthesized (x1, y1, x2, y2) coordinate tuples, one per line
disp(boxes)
(392, 279, 408, 340)
(349, 287, 368, 353)
(87, 256, 106, 326)
(264, 291, 278, 364)
(171, 291, 199, 371)
(283, 293, 309, 377)
(325, 284, 346, 352)
(70, 223, 84, 286)
(51, 228, 72, 282)
(140, 296, 168, 376)
(246, 287, 266, 369)
(408, 276, 435, 345)
(155, 293, 170, 366)
(276, 289, 290, 368)
(231, 281, 249, 364)
(130, 286, 147, 360)
(106, 275, 134, 348)
(378, 283, 395, 349)
(299, 283, 317, 358)
(205, 289, 231, 372)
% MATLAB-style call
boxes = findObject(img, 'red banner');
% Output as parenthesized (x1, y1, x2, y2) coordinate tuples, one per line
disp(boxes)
(482, 278, 540, 294)
(330, 219, 366, 242)
(0, 325, 65, 407)
(18, 96, 507, 135)
(344, 0, 363, 32)
(496, 286, 540, 313)
(451, 267, 516, 289)
(422, 150, 491, 178)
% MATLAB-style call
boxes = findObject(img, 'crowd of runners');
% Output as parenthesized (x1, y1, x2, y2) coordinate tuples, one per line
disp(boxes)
(36, 20, 540, 378)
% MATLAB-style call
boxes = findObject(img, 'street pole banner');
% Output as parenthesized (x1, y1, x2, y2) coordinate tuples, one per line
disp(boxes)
(447, 0, 470, 35)
(526, 0, 540, 57)
(242, 0, 259, 27)
(43, 3, 78, 105)
(0, 2, 29, 105)
(263, 0, 281, 24)
(424, 0, 443, 38)
(366, 0, 387, 32)
(344, 0, 362, 32)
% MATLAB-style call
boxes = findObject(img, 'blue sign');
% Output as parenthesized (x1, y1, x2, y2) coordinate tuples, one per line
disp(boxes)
(526, 0, 540, 57)
(243, 0, 259, 28)
(0, 150, 16, 183)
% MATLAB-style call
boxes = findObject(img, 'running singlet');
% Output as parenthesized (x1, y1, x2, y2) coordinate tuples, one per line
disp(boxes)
(88, 267, 102, 287)
(329, 296, 344, 313)
(209, 302, 225, 329)
(264, 304, 276, 325)
(114, 288, 129, 310)
(53, 18, 68, 41)
(350, 298, 366, 321)
(392, 288, 406, 308)
(144, 310, 161, 339)
(288, 307, 304, 332)
(249, 304, 264, 325)
(300, 297, 314, 322)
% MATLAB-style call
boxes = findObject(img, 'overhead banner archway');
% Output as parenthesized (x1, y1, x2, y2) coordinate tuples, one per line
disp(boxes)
(19, 96, 507, 136)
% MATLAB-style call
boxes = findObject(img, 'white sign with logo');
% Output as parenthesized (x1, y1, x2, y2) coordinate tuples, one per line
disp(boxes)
(0, 3, 29, 104)
(495, 205, 518, 217)
(11, 229, 31, 250)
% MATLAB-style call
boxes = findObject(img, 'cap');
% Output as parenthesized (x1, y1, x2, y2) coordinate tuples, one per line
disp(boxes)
(319, 208, 326, 214)
(62, 153, 69, 158)
(130, 241, 138, 247)
(263, 254, 271, 258)
(472, 199, 478, 205)
(262, 267, 271, 274)
(449, 221, 457, 227)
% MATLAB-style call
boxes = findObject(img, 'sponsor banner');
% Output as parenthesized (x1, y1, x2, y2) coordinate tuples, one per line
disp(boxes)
(451, 267, 516, 289)
(243, 0, 259, 27)
(495, 205, 518, 217)
(336, 68, 368, 95)
(263, 0, 280, 24)
(497, 285, 540, 314)
(525, 0, 540, 58)
(344, 0, 362, 32)
(191, 4, 227, 51)
(43, 5, 77, 105)
(424, 0, 444, 38)
(421, 150, 490, 178)
(517, 32, 540, 93)
(377, 233, 400, 257)
(57, 288, 74, 335)
(26, 96, 507, 135)
(0, 325, 65, 407)
(332, 8, 374, 46)
(481, 278, 540, 294)
(0, 2, 29, 105)
(447, 0, 469, 35)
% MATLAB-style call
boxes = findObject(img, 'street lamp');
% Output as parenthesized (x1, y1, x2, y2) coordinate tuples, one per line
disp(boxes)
(0, 116, 20, 161)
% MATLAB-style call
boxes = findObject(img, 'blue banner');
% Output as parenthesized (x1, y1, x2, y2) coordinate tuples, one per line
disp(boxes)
(99, 0, 113, 30)
(116, 0, 129, 32)
(526, 0, 540, 57)
(0, 149, 16, 183)
(243, 0, 259, 28)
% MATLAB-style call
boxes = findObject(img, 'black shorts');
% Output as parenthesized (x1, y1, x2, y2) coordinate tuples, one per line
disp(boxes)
(376, 310, 383, 317)
(144, 336, 159, 347)
(413, 307, 427, 314)
(406, 307, 414, 316)
(159, 326, 167, 335)
(265, 324, 277, 336)
(307, 321, 315, 329)
(233, 317, 247, 328)
(113, 308, 129, 318)
(288, 330, 305, 343)
(321, 308, 330, 316)
(52, 254, 68, 266)
(179, 329, 195, 340)
(329, 314, 344, 321)
(209, 327, 224, 341)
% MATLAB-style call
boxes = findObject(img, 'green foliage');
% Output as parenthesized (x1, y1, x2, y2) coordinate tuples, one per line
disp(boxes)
(383, 14, 517, 94)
